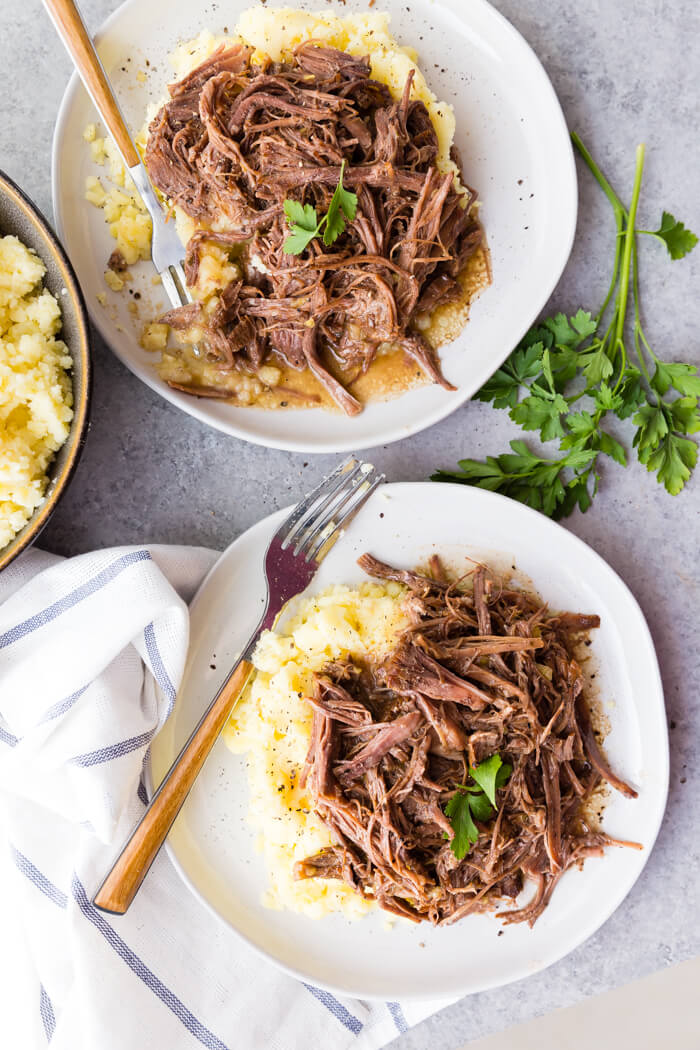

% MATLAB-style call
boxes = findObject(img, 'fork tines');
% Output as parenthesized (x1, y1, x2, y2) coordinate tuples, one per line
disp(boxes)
(160, 262, 191, 309)
(281, 456, 384, 563)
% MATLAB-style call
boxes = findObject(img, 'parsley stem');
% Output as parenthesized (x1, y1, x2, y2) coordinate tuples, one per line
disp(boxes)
(597, 220, 624, 324)
(613, 144, 645, 358)
(631, 238, 656, 391)
(637, 321, 656, 367)
(599, 313, 617, 356)
(572, 133, 630, 325)
(571, 132, 627, 219)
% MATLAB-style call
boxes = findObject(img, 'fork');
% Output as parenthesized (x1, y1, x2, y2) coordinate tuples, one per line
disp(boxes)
(93, 457, 384, 914)
(43, 0, 194, 315)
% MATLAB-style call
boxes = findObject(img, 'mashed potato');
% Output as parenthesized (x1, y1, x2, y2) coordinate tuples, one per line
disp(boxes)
(84, 172, 152, 270)
(0, 235, 73, 549)
(83, 123, 152, 278)
(223, 580, 410, 918)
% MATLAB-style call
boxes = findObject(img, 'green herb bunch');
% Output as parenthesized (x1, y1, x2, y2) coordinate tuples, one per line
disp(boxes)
(434, 135, 699, 517)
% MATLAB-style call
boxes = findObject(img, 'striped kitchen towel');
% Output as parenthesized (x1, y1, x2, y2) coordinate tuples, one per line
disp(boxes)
(0, 545, 453, 1050)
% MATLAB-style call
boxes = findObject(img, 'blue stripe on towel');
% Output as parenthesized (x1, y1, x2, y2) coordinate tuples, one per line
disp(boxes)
(40, 684, 90, 725)
(137, 775, 149, 805)
(70, 729, 155, 768)
(13, 852, 230, 1050)
(387, 1001, 408, 1033)
(11, 847, 67, 909)
(0, 723, 18, 747)
(302, 983, 363, 1035)
(39, 985, 56, 1042)
(71, 876, 230, 1050)
(0, 550, 151, 649)
(0, 686, 88, 742)
(144, 622, 176, 711)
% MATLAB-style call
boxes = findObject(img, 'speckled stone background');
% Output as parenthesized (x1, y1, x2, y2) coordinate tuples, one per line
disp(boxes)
(2, 0, 699, 1046)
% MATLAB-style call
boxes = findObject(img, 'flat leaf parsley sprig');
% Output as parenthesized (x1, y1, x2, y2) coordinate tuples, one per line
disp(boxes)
(444, 753, 512, 860)
(282, 160, 358, 255)
(434, 135, 699, 517)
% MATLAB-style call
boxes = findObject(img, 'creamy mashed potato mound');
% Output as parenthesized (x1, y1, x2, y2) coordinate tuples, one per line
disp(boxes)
(223, 580, 410, 918)
(0, 235, 73, 549)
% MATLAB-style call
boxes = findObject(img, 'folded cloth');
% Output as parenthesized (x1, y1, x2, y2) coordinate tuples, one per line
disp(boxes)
(0, 546, 453, 1050)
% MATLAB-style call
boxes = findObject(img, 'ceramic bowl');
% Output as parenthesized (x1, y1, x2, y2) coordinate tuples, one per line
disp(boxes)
(0, 170, 91, 572)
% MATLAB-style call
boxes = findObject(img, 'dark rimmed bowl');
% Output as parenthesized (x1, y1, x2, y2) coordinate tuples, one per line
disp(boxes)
(0, 170, 91, 573)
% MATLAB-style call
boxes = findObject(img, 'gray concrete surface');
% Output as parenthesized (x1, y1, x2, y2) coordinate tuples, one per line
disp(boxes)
(2, 0, 699, 1046)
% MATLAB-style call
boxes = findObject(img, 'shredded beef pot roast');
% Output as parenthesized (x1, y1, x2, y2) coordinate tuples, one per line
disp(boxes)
(145, 43, 484, 414)
(294, 555, 640, 926)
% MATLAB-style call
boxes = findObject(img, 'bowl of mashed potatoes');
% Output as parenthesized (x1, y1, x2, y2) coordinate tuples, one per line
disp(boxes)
(0, 170, 91, 572)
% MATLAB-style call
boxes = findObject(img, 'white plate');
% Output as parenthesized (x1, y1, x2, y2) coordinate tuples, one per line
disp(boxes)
(149, 482, 668, 1001)
(52, 0, 577, 453)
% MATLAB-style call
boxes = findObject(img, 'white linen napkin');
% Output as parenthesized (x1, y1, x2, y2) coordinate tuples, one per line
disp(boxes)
(0, 545, 453, 1050)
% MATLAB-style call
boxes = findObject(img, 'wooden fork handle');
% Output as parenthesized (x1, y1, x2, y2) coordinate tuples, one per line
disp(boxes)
(43, 0, 140, 167)
(93, 659, 253, 915)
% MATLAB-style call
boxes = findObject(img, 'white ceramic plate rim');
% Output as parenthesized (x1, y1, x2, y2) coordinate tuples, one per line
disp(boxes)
(51, 0, 577, 453)
(148, 483, 668, 1001)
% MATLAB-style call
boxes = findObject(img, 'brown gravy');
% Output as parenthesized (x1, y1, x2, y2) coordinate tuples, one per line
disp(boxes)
(156, 243, 491, 412)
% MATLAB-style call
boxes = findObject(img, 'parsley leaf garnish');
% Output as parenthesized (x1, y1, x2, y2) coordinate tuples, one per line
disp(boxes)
(641, 211, 699, 260)
(444, 791, 479, 858)
(434, 135, 699, 514)
(475, 342, 545, 410)
(444, 755, 512, 860)
(598, 431, 627, 466)
(633, 402, 668, 453)
(470, 753, 513, 806)
(510, 391, 569, 442)
(650, 362, 700, 398)
(322, 160, 358, 246)
(282, 200, 320, 255)
(639, 432, 697, 495)
(283, 161, 358, 255)
(433, 440, 597, 518)
(467, 791, 495, 823)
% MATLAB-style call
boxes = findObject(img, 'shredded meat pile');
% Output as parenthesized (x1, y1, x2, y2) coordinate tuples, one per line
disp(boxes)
(145, 43, 483, 414)
(294, 554, 640, 926)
